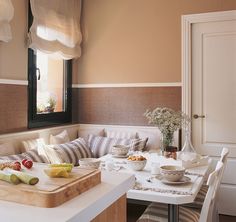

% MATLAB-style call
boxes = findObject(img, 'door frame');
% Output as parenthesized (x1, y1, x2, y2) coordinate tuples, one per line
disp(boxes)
(181, 10, 236, 116)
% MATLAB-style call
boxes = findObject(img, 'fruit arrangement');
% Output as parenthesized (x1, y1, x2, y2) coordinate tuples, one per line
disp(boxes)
(22, 159, 33, 169)
(0, 162, 22, 171)
(3, 168, 39, 185)
(127, 155, 146, 161)
(44, 163, 74, 178)
(0, 159, 38, 185)
(0, 159, 34, 171)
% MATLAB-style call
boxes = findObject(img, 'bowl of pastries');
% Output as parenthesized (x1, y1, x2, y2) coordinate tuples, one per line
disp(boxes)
(127, 155, 147, 171)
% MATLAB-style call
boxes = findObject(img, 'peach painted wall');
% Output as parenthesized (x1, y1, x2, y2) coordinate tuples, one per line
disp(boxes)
(73, 0, 236, 84)
(0, 0, 28, 80)
(0, 0, 235, 83)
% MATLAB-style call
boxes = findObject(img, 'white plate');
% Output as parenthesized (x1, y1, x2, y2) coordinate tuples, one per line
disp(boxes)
(112, 154, 128, 158)
(159, 176, 191, 185)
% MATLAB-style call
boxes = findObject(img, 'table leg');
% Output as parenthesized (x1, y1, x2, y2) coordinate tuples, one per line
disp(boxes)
(168, 204, 179, 222)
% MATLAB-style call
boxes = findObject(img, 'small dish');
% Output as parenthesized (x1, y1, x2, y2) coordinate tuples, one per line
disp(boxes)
(111, 145, 129, 156)
(112, 154, 129, 158)
(160, 175, 191, 185)
(79, 158, 101, 169)
(160, 165, 185, 182)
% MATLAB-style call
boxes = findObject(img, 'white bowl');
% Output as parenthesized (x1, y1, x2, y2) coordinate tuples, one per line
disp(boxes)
(160, 165, 185, 182)
(79, 158, 101, 169)
(127, 159, 147, 171)
(111, 145, 129, 156)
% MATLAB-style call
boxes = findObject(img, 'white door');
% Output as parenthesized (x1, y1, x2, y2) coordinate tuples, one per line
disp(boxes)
(192, 19, 236, 157)
(182, 10, 236, 216)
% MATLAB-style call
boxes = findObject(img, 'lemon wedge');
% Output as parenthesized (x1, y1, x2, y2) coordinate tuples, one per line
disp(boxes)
(44, 167, 69, 178)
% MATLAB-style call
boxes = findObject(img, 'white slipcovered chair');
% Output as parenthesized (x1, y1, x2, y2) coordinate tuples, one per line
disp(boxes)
(184, 147, 229, 221)
(137, 158, 225, 222)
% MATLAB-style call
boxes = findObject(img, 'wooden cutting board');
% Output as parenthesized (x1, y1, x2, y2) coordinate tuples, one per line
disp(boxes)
(0, 163, 101, 208)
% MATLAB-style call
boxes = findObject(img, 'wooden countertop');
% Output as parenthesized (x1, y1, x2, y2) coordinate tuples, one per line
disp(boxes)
(0, 170, 135, 222)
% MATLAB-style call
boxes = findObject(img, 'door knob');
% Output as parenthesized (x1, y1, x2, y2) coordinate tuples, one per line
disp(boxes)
(193, 114, 205, 119)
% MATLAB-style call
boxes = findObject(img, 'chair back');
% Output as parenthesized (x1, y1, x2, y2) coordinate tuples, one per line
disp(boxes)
(199, 161, 223, 222)
(219, 147, 229, 164)
(217, 147, 229, 188)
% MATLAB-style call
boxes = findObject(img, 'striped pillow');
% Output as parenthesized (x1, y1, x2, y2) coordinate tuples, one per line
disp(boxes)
(105, 130, 138, 139)
(43, 138, 92, 166)
(88, 134, 148, 158)
(0, 149, 49, 163)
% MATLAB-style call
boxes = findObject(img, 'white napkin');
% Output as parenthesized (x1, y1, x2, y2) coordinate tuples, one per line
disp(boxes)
(178, 152, 209, 169)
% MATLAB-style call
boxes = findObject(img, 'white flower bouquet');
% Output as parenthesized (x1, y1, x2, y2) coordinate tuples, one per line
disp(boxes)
(144, 107, 190, 152)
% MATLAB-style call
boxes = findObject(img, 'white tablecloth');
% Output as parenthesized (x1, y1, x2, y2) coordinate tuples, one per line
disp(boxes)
(100, 152, 210, 204)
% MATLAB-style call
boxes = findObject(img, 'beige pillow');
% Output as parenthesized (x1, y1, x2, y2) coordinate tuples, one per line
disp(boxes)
(0, 143, 18, 156)
(50, 130, 70, 145)
(22, 138, 45, 152)
(105, 130, 138, 139)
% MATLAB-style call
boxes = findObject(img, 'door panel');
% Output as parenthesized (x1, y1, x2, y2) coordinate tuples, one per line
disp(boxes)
(185, 11, 236, 216)
(192, 20, 236, 157)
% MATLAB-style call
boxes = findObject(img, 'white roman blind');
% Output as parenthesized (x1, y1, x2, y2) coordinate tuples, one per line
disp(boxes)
(0, 0, 14, 42)
(29, 0, 82, 60)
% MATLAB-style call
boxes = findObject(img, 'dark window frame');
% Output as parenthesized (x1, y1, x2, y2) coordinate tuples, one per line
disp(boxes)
(28, 4, 72, 129)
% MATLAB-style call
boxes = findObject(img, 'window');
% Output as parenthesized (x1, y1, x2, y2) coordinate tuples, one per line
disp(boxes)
(28, 7, 72, 128)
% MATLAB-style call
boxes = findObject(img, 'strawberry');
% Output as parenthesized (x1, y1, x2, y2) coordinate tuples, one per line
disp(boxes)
(14, 161, 21, 166)
(22, 159, 28, 165)
(24, 160, 33, 169)
(12, 162, 21, 171)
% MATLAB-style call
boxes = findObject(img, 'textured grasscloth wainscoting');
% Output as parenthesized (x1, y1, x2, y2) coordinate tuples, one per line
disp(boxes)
(72, 87, 181, 125)
(0, 83, 181, 133)
(0, 84, 27, 133)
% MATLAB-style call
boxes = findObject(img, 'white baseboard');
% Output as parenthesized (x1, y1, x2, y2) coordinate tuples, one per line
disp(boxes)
(0, 79, 28, 85)
(72, 82, 182, 88)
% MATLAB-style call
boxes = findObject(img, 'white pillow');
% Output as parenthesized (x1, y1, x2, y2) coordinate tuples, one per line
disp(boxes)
(105, 130, 138, 139)
(22, 138, 45, 152)
(50, 130, 70, 145)
(0, 143, 18, 156)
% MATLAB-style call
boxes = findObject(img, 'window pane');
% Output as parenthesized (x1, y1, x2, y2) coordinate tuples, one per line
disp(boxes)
(36, 51, 65, 114)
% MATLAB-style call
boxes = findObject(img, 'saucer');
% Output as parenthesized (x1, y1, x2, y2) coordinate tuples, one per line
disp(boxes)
(159, 176, 191, 185)
(112, 154, 128, 158)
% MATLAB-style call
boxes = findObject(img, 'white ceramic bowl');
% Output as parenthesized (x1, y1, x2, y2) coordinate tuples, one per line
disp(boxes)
(127, 159, 147, 171)
(160, 165, 185, 182)
(79, 158, 101, 169)
(111, 145, 129, 156)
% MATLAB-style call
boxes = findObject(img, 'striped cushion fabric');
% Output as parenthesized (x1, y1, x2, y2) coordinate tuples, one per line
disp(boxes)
(43, 138, 93, 166)
(105, 130, 138, 139)
(22, 138, 46, 151)
(183, 184, 208, 209)
(88, 134, 148, 158)
(137, 202, 200, 222)
(0, 149, 49, 163)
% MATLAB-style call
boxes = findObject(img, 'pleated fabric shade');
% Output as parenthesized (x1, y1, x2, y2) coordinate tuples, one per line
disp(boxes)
(0, 0, 14, 42)
(28, 0, 82, 60)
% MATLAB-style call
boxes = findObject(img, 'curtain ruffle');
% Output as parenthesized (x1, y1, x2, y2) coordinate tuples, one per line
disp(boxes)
(29, 0, 82, 60)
